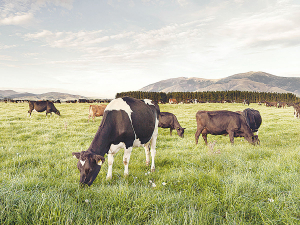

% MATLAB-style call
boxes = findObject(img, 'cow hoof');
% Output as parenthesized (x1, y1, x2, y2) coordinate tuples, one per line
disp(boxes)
(151, 168, 155, 172)
(106, 176, 112, 180)
(146, 161, 150, 166)
(124, 172, 129, 177)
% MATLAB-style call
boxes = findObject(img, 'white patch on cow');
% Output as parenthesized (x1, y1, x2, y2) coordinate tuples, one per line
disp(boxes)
(33, 109, 37, 112)
(133, 138, 142, 147)
(108, 142, 126, 154)
(80, 160, 86, 166)
(97, 160, 103, 166)
(143, 99, 154, 106)
(105, 98, 133, 121)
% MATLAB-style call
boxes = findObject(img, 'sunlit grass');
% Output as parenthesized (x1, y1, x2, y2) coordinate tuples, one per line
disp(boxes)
(1, 102, 300, 224)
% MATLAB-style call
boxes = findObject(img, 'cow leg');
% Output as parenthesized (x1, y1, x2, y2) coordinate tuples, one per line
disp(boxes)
(150, 126, 158, 172)
(107, 142, 124, 179)
(202, 134, 208, 145)
(123, 147, 132, 176)
(106, 153, 114, 179)
(195, 126, 204, 144)
(170, 128, 173, 136)
(144, 142, 150, 166)
(228, 131, 235, 144)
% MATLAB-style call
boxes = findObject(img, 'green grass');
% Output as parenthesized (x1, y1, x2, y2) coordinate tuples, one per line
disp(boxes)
(1, 102, 300, 224)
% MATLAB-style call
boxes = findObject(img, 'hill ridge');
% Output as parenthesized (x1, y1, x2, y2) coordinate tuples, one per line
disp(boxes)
(138, 71, 300, 96)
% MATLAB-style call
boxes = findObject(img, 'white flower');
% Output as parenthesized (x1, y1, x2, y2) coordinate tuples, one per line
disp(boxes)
(162, 182, 167, 186)
(268, 198, 274, 202)
(85, 199, 89, 203)
(149, 180, 153, 183)
(152, 183, 156, 188)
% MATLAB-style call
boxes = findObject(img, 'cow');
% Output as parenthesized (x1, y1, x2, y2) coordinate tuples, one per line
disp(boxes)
(88, 104, 107, 122)
(277, 102, 286, 108)
(294, 105, 300, 119)
(169, 98, 177, 104)
(72, 97, 160, 186)
(158, 112, 185, 137)
(195, 110, 259, 145)
(241, 108, 262, 133)
(265, 102, 277, 107)
(243, 99, 250, 106)
(28, 100, 60, 117)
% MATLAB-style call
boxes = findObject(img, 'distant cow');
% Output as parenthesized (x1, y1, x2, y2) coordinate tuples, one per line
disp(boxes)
(195, 110, 259, 145)
(241, 108, 262, 133)
(158, 112, 185, 137)
(72, 97, 160, 186)
(28, 101, 60, 117)
(88, 104, 107, 122)
(169, 98, 177, 104)
(243, 99, 250, 106)
(277, 102, 286, 108)
(265, 102, 277, 107)
(294, 105, 300, 119)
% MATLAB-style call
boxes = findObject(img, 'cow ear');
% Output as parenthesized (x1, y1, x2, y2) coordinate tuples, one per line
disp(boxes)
(72, 152, 81, 159)
(93, 155, 105, 166)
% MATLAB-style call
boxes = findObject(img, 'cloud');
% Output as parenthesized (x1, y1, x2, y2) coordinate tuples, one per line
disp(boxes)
(0, 12, 34, 25)
(217, 3, 300, 49)
(24, 30, 110, 48)
(0, 0, 74, 26)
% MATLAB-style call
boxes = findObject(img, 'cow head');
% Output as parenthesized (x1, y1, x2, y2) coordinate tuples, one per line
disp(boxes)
(56, 110, 60, 116)
(72, 151, 105, 186)
(251, 135, 260, 145)
(176, 127, 185, 138)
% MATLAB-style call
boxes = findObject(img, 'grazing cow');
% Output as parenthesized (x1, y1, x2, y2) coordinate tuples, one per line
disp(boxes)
(265, 102, 277, 107)
(72, 97, 160, 186)
(294, 105, 300, 119)
(88, 104, 107, 122)
(158, 112, 185, 137)
(169, 98, 177, 104)
(277, 102, 286, 108)
(195, 110, 259, 145)
(28, 101, 60, 117)
(241, 108, 262, 133)
(243, 99, 250, 106)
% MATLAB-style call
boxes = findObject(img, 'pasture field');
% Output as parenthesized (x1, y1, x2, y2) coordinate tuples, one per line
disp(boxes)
(1, 102, 300, 224)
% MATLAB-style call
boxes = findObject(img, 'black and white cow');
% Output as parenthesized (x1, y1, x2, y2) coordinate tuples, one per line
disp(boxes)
(28, 100, 60, 117)
(72, 97, 160, 186)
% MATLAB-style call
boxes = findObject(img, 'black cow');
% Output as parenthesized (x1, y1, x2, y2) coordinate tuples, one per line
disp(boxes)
(195, 110, 259, 145)
(28, 101, 60, 117)
(241, 108, 262, 133)
(72, 97, 160, 186)
(158, 112, 185, 137)
(243, 99, 250, 106)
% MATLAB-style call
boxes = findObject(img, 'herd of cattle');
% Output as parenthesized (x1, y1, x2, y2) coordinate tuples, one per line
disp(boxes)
(26, 98, 262, 186)
(24, 97, 299, 186)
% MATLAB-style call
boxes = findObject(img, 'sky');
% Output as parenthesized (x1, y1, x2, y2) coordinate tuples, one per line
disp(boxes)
(1, 0, 300, 98)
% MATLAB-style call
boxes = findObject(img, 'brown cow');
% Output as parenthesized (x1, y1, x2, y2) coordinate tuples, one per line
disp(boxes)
(88, 104, 107, 122)
(158, 112, 185, 137)
(169, 98, 177, 104)
(265, 102, 277, 107)
(195, 110, 259, 145)
(28, 100, 60, 117)
(294, 105, 300, 119)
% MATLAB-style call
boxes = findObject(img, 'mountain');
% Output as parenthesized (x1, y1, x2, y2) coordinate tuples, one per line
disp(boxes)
(0, 90, 86, 101)
(138, 71, 300, 96)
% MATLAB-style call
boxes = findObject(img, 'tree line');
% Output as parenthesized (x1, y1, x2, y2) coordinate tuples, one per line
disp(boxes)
(116, 90, 300, 103)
